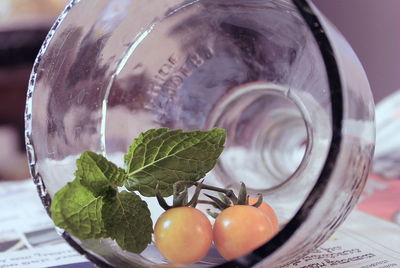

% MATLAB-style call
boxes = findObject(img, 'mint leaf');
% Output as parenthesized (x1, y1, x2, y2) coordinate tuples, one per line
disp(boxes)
(76, 151, 126, 196)
(102, 191, 152, 253)
(50, 180, 107, 239)
(124, 128, 169, 173)
(124, 128, 226, 196)
(51, 127, 227, 255)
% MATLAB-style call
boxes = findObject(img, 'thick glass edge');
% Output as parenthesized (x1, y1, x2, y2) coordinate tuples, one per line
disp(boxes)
(24, 0, 114, 267)
(23, 0, 344, 267)
(216, 0, 344, 267)
(25, 0, 80, 200)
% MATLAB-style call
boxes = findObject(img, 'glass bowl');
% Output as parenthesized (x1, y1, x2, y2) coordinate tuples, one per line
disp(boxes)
(25, 0, 375, 267)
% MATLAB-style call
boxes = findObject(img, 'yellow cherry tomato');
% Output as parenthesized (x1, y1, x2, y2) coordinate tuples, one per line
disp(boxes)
(248, 196, 279, 232)
(213, 205, 275, 260)
(154, 207, 212, 264)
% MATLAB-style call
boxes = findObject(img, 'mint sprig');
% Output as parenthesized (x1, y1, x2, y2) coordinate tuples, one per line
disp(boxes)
(50, 127, 226, 254)
(51, 152, 152, 253)
(124, 128, 226, 197)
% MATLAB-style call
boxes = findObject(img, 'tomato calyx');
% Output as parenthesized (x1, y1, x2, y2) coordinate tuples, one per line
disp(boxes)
(201, 182, 264, 218)
(156, 181, 264, 216)
(156, 180, 237, 210)
(155, 181, 204, 210)
(206, 182, 263, 207)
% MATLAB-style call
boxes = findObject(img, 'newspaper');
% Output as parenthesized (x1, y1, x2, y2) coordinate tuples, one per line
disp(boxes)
(0, 180, 91, 268)
(281, 211, 400, 268)
(0, 179, 399, 268)
(373, 90, 400, 179)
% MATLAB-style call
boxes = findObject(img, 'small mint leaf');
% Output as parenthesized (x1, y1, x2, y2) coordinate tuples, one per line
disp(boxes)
(76, 151, 126, 196)
(102, 191, 152, 253)
(124, 128, 226, 197)
(50, 180, 107, 239)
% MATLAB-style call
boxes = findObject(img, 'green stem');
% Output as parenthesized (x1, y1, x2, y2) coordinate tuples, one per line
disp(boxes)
(173, 181, 238, 202)
(251, 194, 264, 208)
(186, 181, 204, 208)
(155, 184, 171, 211)
(237, 182, 248, 205)
(173, 187, 188, 207)
(204, 194, 230, 210)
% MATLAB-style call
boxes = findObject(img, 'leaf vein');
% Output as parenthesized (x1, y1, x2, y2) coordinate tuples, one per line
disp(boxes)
(128, 133, 212, 177)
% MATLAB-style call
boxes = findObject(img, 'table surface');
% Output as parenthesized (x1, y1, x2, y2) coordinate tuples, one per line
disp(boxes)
(0, 175, 398, 268)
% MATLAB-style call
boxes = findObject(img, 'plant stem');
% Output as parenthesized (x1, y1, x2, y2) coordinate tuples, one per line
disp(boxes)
(174, 181, 237, 202)
(155, 184, 171, 210)
(204, 194, 230, 210)
(197, 200, 219, 207)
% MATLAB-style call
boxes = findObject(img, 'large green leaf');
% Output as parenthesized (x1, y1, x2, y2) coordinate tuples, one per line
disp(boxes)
(102, 191, 153, 253)
(50, 180, 107, 239)
(124, 128, 226, 196)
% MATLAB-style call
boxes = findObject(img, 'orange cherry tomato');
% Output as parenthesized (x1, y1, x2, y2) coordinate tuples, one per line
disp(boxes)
(213, 205, 275, 260)
(154, 207, 212, 264)
(248, 196, 279, 232)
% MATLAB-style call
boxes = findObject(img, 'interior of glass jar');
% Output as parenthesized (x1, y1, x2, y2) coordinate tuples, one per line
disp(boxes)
(26, 0, 335, 267)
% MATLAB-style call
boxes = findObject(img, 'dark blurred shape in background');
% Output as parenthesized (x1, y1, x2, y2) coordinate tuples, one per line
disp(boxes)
(0, 0, 67, 180)
(0, 0, 399, 180)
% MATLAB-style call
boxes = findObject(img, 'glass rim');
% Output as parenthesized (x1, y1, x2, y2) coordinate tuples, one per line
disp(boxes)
(24, 0, 344, 267)
(221, 0, 344, 266)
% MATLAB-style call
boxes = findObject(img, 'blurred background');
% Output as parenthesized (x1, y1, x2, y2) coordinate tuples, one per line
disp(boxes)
(0, 0, 69, 180)
(0, 0, 399, 181)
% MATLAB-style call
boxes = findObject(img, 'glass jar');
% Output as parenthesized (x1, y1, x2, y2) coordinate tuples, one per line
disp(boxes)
(25, 0, 375, 267)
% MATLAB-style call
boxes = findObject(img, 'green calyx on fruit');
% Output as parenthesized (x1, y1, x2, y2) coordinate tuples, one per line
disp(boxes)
(202, 182, 264, 218)
(155, 181, 205, 210)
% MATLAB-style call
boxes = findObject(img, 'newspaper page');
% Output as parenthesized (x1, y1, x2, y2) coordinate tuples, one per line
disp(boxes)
(0, 179, 399, 268)
(280, 211, 400, 268)
(0, 179, 91, 268)
(373, 90, 400, 179)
